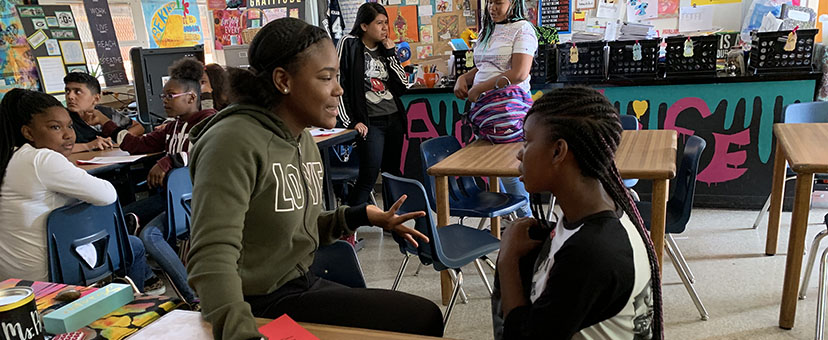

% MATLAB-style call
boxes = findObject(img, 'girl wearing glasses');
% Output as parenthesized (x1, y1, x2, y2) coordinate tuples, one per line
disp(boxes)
(92, 57, 216, 305)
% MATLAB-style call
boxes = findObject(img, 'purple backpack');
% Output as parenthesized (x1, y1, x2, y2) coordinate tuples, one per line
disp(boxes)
(467, 77, 533, 144)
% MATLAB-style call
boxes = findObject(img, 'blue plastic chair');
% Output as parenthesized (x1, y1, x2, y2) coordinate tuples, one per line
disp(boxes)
(382, 172, 500, 330)
(754, 101, 828, 229)
(420, 136, 528, 228)
(165, 167, 192, 245)
(328, 145, 377, 207)
(635, 135, 708, 320)
(46, 201, 139, 292)
(620, 115, 640, 189)
(310, 240, 367, 288)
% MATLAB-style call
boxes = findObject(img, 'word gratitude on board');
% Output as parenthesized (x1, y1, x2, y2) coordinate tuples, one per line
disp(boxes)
(249, 0, 303, 7)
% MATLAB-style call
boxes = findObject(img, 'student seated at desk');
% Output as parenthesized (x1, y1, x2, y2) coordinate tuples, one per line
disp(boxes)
(0, 88, 163, 294)
(201, 64, 230, 111)
(92, 57, 214, 305)
(492, 87, 663, 340)
(64, 72, 145, 153)
(187, 18, 443, 340)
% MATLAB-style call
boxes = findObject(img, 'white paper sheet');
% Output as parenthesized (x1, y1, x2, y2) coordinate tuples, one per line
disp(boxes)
(310, 128, 345, 137)
(75, 243, 98, 268)
(35, 56, 66, 94)
(679, 5, 714, 32)
(596, 2, 620, 19)
(76, 155, 146, 164)
(418, 5, 433, 16)
(627, 0, 659, 23)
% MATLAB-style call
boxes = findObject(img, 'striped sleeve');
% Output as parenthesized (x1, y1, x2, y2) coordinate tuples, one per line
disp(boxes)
(336, 35, 354, 128)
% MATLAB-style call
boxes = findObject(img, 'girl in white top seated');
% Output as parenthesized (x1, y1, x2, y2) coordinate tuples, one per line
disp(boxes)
(0, 89, 162, 294)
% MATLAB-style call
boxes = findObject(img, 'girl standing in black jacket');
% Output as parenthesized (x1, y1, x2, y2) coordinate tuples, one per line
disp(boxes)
(337, 3, 408, 206)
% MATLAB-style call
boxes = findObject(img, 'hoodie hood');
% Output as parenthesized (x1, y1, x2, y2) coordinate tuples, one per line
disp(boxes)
(189, 104, 296, 146)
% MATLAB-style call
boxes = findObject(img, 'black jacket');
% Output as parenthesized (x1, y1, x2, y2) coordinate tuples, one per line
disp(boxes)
(336, 34, 408, 130)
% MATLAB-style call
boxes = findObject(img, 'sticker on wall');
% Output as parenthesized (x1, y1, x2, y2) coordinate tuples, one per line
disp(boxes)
(55, 11, 75, 28)
(31, 18, 47, 30)
(51, 29, 75, 39)
(420, 25, 433, 43)
(26, 29, 47, 49)
(44, 39, 60, 56)
(417, 45, 433, 59)
(18, 6, 45, 17)
(46, 16, 58, 27)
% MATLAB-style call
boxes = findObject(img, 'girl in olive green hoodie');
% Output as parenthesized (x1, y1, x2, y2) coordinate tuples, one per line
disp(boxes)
(186, 18, 443, 340)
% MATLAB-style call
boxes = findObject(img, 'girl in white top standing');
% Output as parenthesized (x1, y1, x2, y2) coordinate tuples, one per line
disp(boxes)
(453, 0, 537, 217)
(0, 89, 161, 294)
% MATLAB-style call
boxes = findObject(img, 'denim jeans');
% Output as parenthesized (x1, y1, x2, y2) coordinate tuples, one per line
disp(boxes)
(500, 176, 531, 218)
(126, 235, 154, 292)
(139, 213, 197, 303)
(347, 114, 404, 206)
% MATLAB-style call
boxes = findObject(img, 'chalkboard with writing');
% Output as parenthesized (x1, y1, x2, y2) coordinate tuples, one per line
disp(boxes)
(83, 0, 128, 86)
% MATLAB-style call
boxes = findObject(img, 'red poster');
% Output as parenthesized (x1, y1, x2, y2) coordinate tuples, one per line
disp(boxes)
(659, 0, 679, 18)
(213, 9, 243, 50)
(208, 0, 226, 10)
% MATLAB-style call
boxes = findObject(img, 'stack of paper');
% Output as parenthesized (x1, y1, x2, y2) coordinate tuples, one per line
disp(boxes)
(618, 22, 654, 40)
(572, 31, 605, 43)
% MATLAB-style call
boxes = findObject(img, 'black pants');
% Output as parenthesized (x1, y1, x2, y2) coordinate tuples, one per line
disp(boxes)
(347, 114, 404, 206)
(245, 272, 444, 337)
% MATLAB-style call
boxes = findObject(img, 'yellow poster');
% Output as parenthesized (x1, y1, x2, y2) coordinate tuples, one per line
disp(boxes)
(143, 1, 204, 48)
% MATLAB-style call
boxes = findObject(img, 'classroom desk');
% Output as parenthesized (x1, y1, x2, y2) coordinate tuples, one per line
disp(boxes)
(312, 129, 358, 209)
(763, 123, 828, 329)
(127, 309, 451, 340)
(427, 129, 677, 304)
(69, 148, 135, 174)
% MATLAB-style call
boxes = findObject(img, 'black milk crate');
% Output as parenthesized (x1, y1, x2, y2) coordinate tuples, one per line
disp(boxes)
(556, 41, 607, 81)
(748, 29, 817, 74)
(608, 39, 659, 79)
(530, 44, 550, 84)
(665, 35, 718, 77)
(453, 50, 474, 79)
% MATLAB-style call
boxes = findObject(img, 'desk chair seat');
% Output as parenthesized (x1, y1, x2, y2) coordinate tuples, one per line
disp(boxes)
(382, 173, 500, 332)
(635, 135, 709, 321)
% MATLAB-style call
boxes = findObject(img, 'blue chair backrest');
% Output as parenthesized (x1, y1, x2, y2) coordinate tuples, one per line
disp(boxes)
(420, 136, 475, 210)
(620, 115, 640, 130)
(166, 167, 192, 243)
(46, 201, 133, 286)
(309, 240, 367, 288)
(783, 101, 828, 124)
(382, 173, 446, 267)
(667, 135, 706, 234)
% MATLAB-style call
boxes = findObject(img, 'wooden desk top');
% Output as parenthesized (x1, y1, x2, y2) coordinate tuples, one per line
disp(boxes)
(126, 310, 450, 340)
(68, 148, 133, 173)
(774, 123, 828, 174)
(427, 129, 677, 179)
(312, 128, 357, 145)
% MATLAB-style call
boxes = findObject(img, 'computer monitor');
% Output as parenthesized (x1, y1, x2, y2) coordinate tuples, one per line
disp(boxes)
(221, 44, 250, 69)
(130, 45, 205, 125)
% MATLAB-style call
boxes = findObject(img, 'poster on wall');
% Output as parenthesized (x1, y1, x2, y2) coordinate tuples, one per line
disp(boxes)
(248, 0, 306, 21)
(0, 0, 39, 97)
(659, 0, 678, 18)
(142, 0, 205, 48)
(540, 0, 570, 33)
(213, 9, 242, 50)
(84, 0, 129, 86)
(626, 0, 658, 23)
(386, 5, 419, 43)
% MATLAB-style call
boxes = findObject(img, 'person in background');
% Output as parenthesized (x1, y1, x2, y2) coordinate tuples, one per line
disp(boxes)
(0, 88, 163, 295)
(337, 3, 408, 206)
(493, 87, 662, 339)
(64, 72, 144, 153)
(90, 58, 215, 305)
(187, 18, 443, 340)
(202, 64, 230, 111)
(453, 0, 536, 217)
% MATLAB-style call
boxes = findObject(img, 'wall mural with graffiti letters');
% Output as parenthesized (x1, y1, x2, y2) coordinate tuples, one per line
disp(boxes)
(399, 79, 816, 208)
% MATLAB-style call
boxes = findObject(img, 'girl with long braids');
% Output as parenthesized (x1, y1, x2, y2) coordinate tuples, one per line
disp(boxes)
(186, 18, 443, 340)
(454, 0, 536, 217)
(494, 86, 662, 339)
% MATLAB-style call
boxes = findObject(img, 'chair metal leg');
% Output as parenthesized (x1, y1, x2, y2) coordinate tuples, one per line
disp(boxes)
(162, 271, 187, 302)
(459, 217, 466, 226)
(815, 247, 828, 340)
(801, 229, 828, 300)
(447, 269, 468, 304)
(443, 270, 463, 332)
(391, 254, 410, 291)
(754, 176, 796, 229)
(666, 239, 709, 320)
(666, 235, 695, 284)
(476, 218, 487, 230)
(474, 259, 494, 296)
(482, 255, 496, 271)
(120, 275, 141, 295)
(414, 263, 422, 276)
(369, 190, 378, 207)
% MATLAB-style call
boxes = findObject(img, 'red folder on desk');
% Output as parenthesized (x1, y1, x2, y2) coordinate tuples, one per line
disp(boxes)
(258, 314, 319, 340)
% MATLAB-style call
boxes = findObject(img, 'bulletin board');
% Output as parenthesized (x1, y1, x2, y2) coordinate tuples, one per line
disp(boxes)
(17, 4, 84, 94)
(393, 0, 479, 65)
